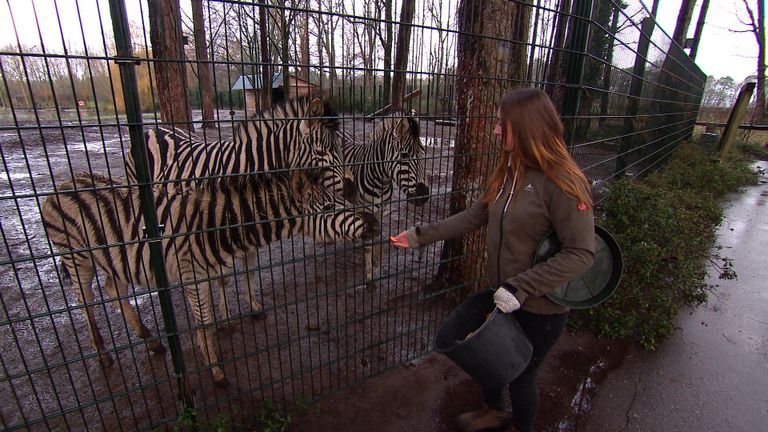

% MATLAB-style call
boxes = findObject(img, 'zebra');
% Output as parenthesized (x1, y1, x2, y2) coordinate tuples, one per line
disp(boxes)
(340, 111, 430, 287)
(124, 96, 357, 201)
(41, 171, 378, 387)
(124, 97, 358, 316)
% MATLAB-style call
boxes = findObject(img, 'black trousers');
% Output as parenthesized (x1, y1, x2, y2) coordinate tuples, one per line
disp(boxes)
(483, 309, 569, 432)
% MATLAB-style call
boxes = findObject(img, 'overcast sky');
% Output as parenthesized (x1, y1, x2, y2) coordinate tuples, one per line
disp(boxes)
(0, 0, 762, 83)
(649, 0, 760, 82)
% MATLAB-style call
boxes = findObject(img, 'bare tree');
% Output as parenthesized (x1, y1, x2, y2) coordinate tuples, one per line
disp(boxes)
(736, 0, 766, 122)
(672, 0, 697, 47)
(192, 0, 215, 129)
(299, 2, 310, 81)
(148, 0, 193, 131)
(599, 2, 622, 124)
(574, 0, 614, 139)
(258, 0, 272, 109)
(381, 0, 393, 102)
(340, 0, 379, 96)
(390, 0, 416, 109)
(311, 0, 341, 85)
(689, 0, 709, 61)
(545, 0, 573, 110)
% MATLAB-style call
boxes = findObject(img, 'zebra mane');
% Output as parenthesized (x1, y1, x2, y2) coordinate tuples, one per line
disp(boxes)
(249, 96, 340, 132)
(201, 169, 323, 200)
(362, 110, 421, 144)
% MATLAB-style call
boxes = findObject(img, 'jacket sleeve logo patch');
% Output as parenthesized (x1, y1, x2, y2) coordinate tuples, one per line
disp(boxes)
(577, 202, 588, 212)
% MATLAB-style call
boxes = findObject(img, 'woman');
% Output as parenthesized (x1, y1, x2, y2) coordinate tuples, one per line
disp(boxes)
(391, 88, 595, 432)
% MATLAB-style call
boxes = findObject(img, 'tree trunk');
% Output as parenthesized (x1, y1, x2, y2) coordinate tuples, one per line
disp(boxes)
(279, 2, 290, 90)
(258, 0, 272, 110)
(299, 6, 310, 82)
(431, 0, 526, 292)
(599, 3, 621, 124)
(191, 0, 215, 129)
(390, 0, 416, 109)
(755, 0, 766, 122)
(574, 0, 613, 140)
(383, 0, 393, 102)
(650, 0, 660, 18)
(148, 0, 193, 131)
(508, 1, 533, 84)
(672, 0, 697, 47)
(545, 0, 573, 111)
(689, 0, 709, 61)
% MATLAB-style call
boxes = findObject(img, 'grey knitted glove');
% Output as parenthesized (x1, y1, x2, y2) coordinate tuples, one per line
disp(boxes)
(493, 288, 521, 313)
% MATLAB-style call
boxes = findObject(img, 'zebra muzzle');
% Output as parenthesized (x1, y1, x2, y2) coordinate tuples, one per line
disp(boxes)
(359, 211, 380, 240)
(406, 183, 430, 206)
(343, 178, 360, 203)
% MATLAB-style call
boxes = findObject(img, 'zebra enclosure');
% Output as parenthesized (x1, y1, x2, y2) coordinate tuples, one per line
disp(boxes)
(0, 0, 705, 430)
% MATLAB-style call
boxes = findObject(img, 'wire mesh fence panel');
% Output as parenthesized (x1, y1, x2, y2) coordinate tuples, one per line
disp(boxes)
(0, 0, 705, 430)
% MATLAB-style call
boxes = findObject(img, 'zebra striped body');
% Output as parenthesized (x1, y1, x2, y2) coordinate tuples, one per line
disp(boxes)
(340, 112, 430, 286)
(41, 172, 377, 386)
(124, 99, 357, 309)
(125, 97, 357, 201)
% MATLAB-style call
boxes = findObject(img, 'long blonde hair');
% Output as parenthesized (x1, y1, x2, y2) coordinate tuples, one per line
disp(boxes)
(482, 88, 591, 206)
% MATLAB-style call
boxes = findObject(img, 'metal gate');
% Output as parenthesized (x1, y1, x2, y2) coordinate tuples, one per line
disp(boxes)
(0, 0, 705, 430)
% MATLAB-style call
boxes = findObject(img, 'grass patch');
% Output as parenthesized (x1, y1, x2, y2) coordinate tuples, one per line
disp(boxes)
(571, 141, 762, 350)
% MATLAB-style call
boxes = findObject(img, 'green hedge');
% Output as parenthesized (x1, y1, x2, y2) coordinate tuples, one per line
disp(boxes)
(571, 142, 762, 350)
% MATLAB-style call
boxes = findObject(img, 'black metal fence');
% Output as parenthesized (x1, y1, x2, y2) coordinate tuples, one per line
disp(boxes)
(0, 0, 704, 430)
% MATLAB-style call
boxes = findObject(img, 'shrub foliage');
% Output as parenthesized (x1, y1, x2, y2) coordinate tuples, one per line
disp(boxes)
(572, 142, 762, 350)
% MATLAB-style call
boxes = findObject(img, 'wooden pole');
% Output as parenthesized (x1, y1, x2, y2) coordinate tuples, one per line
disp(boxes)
(719, 82, 756, 161)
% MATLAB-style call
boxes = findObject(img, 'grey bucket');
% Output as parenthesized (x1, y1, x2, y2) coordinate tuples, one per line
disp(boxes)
(434, 291, 533, 388)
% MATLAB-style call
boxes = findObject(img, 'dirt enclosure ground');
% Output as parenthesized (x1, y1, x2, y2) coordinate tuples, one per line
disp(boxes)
(0, 110, 628, 431)
(0, 110, 465, 431)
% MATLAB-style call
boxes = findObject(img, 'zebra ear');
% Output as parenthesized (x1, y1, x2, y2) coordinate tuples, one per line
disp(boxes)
(308, 98, 324, 116)
(299, 98, 324, 135)
(394, 117, 410, 140)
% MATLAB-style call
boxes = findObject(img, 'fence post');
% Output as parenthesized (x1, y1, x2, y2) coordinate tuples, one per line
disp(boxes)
(106, 0, 194, 410)
(561, 0, 593, 147)
(615, 16, 655, 178)
(719, 82, 756, 161)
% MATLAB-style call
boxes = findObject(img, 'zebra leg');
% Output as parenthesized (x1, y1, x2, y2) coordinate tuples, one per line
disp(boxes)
(107, 278, 167, 356)
(372, 242, 384, 289)
(69, 263, 113, 367)
(364, 244, 374, 289)
(243, 257, 266, 321)
(365, 209, 384, 290)
(184, 279, 227, 387)
(216, 277, 235, 336)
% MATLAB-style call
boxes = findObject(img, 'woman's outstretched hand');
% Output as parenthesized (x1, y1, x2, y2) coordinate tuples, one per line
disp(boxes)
(389, 231, 412, 248)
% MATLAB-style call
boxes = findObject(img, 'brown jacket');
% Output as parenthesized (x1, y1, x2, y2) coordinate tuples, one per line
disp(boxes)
(408, 168, 595, 314)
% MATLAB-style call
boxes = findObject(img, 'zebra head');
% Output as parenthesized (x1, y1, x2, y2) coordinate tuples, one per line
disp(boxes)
(290, 171, 378, 243)
(386, 111, 430, 206)
(295, 98, 359, 203)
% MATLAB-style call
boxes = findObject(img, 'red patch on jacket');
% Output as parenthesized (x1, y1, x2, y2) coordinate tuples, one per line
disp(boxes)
(577, 202, 588, 211)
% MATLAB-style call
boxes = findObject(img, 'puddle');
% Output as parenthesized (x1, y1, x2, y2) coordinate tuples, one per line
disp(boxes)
(545, 337, 629, 431)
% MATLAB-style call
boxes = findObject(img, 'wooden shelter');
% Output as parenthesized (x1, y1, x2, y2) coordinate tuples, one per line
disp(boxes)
(231, 73, 318, 112)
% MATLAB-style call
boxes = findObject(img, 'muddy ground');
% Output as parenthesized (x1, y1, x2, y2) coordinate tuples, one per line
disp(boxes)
(0, 111, 459, 431)
(0, 110, 625, 431)
(290, 333, 628, 432)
